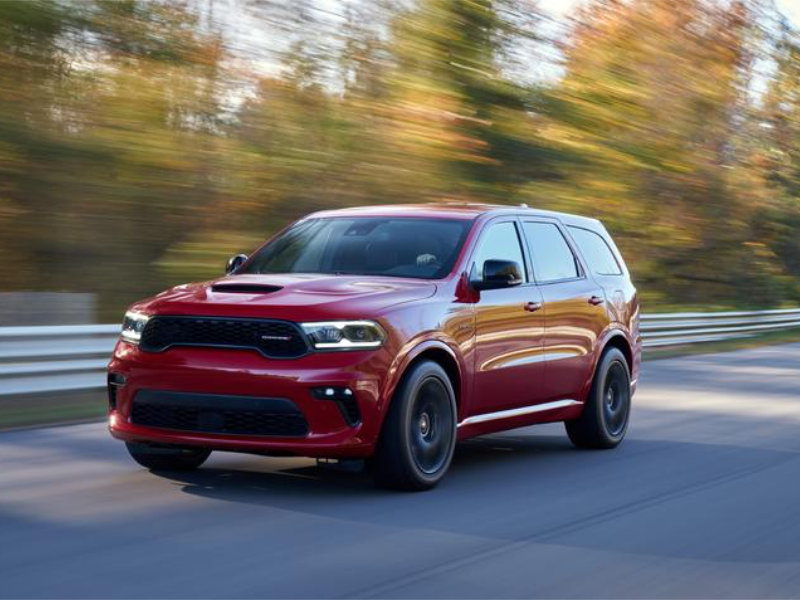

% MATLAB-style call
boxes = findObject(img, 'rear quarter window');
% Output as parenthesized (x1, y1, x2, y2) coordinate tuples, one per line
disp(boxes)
(568, 226, 623, 276)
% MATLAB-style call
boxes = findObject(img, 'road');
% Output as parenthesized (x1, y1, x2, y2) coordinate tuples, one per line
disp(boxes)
(2, 343, 800, 598)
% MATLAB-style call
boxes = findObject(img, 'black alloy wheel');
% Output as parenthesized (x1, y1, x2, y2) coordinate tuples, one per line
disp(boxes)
(565, 346, 631, 449)
(373, 360, 457, 490)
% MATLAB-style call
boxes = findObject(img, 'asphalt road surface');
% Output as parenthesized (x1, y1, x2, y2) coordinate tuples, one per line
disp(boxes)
(2, 343, 800, 599)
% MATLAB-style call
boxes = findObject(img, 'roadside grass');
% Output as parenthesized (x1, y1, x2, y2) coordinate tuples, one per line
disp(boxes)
(2, 328, 799, 431)
(0, 389, 106, 432)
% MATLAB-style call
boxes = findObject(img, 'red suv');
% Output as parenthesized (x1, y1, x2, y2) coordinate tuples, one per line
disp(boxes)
(108, 204, 640, 490)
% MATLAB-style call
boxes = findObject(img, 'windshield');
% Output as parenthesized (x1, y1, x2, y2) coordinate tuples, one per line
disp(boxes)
(241, 217, 473, 280)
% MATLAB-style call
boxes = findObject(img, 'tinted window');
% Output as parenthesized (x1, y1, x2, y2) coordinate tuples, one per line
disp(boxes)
(472, 221, 526, 282)
(241, 217, 471, 280)
(568, 226, 623, 276)
(523, 222, 580, 282)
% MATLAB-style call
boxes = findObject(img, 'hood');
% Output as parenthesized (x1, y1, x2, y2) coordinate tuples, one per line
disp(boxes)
(134, 273, 437, 321)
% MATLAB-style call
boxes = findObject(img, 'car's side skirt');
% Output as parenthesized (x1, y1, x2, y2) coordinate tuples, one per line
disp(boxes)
(457, 399, 582, 428)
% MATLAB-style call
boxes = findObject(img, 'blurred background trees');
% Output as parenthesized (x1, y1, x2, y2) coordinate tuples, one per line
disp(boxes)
(0, 0, 798, 319)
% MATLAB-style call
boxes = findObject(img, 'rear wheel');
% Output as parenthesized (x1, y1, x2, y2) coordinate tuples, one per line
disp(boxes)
(373, 361, 457, 491)
(126, 442, 211, 471)
(565, 347, 631, 449)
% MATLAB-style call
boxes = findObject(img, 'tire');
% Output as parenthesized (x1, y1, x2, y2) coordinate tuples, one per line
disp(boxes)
(565, 347, 631, 449)
(373, 360, 457, 491)
(126, 442, 211, 471)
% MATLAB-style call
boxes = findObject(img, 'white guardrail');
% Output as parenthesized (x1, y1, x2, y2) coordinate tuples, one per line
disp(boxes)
(1, 308, 799, 396)
(0, 324, 119, 396)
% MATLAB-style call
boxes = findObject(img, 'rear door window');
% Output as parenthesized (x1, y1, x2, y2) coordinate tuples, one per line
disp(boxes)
(522, 221, 580, 283)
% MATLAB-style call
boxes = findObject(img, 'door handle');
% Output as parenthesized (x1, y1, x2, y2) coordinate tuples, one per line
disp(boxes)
(588, 295, 604, 306)
(524, 301, 542, 312)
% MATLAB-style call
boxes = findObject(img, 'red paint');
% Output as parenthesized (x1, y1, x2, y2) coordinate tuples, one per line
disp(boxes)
(108, 204, 640, 458)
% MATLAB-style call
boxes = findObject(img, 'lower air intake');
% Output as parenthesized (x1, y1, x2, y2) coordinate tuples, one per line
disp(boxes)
(131, 390, 309, 437)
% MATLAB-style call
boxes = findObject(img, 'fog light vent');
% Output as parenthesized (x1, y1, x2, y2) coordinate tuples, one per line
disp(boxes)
(311, 387, 360, 426)
(107, 373, 126, 410)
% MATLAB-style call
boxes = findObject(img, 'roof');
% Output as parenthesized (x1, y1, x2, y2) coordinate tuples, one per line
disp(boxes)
(307, 203, 601, 228)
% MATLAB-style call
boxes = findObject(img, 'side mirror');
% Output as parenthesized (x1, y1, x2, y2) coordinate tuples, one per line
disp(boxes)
(471, 259, 523, 291)
(225, 254, 248, 275)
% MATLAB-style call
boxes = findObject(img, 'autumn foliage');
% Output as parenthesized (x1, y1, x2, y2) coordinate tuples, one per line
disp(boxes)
(0, 0, 798, 318)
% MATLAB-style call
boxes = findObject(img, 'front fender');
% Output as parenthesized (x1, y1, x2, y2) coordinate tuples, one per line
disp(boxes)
(379, 335, 467, 425)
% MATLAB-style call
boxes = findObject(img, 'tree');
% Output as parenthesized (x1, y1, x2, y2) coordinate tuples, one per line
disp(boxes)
(379, 0, 555, 201)
(536, 0, 778, 307)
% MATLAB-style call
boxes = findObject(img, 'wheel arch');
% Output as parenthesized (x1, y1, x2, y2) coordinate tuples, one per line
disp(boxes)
(381, 339, 464, 423)
(406, 347, 462, 410)
(601, 332, 633, 373)
(578, 330, 633, 403)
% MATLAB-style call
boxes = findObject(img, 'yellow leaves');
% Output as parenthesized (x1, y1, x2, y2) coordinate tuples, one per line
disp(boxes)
(0, 0, 798, 312)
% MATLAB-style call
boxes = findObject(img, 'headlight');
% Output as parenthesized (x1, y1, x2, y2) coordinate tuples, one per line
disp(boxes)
(301, 320, 386, 351)
(121, 311, 149, 345)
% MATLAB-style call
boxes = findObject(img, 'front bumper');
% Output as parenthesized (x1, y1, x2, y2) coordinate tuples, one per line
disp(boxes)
(107, 341, 392, 458)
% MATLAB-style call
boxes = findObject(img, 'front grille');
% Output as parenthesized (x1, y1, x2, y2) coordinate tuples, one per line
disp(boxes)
(131, 390, 309, 437)
(139, 316, 308, 358)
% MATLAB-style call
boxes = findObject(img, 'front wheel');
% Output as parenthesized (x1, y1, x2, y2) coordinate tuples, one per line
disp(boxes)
(565, 347, 631, 449)
(126, 442, 211, 471)
(373, 361, 457, 491)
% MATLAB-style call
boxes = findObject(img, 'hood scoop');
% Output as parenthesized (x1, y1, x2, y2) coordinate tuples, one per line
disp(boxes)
(211, 283, 283, 294)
